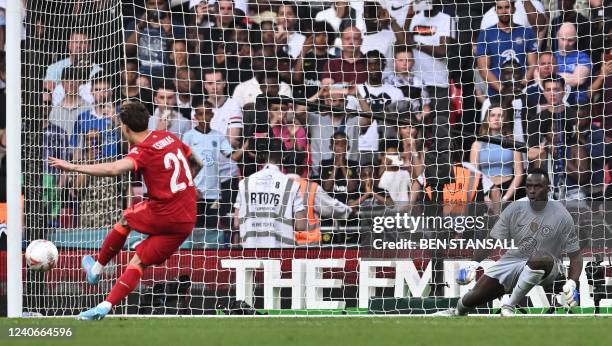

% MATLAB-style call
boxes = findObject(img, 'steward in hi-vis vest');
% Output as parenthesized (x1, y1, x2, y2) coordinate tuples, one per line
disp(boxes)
(233, 137, 306, 248)
(283, 151, 353, 245)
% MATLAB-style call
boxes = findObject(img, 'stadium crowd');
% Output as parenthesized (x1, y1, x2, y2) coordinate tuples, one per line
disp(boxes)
(9, 0, 612, 247)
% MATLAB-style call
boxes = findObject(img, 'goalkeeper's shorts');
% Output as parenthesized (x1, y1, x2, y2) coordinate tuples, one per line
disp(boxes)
(485, 258, 564, 293)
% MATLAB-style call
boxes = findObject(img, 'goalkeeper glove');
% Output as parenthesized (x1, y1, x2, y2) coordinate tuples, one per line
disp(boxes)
(456, 261, 479, 285)
(562, 279, 580, 307)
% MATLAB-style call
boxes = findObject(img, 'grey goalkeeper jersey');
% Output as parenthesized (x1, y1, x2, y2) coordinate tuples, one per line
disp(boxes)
(490, 198, 580, 261)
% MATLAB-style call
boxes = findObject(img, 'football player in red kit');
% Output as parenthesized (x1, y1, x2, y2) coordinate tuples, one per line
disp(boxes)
(50, 101, 202, 320)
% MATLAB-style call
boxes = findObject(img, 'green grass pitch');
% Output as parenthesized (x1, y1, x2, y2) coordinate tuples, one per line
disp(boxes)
(1, 317, 612, 346)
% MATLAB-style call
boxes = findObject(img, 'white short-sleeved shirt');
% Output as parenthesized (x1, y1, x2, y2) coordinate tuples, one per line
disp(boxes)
(210, 98, 242, 180)
(347, 83, 405, 151)
(409, 11, 456, 87)
(232, 77, 293, 107)
(361, 29, 396, 72)
(480, 0, 545, 30)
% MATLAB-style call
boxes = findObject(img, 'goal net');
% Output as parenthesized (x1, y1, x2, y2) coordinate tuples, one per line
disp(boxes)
(6, 0, 612, 316)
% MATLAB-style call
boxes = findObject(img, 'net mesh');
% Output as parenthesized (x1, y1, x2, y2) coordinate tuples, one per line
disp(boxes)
(9, 0, 612, 316)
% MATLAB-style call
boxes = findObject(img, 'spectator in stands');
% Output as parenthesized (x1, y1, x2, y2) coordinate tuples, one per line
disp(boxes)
(71, 75, 119, 161)
(315, 0, 366, 34)
(48, 66, 91, 136)
(321, 24, 367, 85)
(481, 60, 529, 144)
(555, 22, 592, 106)
(293, 21, 336, 100)
(175, 67, 199, 120)
(125, 7, 176, 87)
(476, 0, 538, 96)
(572, 103, 606, 199)
(383, 47, 430, 118)
(361, 2, 408, 73)
(348, 166, 393, 208)
(527, 77, 585, 201)
(192, 0, 238, 29)
(120, 58, 154, 115)
(183, 101, 245, 230)
(193, 0, 246, 68)
(43, 111, 72, 228)
(275, 2, 306, 59)
(267, 96, 308, 154)
(551, 0, 591, 54)
(525, 52, 559, 108)
(255, 15, 281, 58)
(320, 131, 359, 206)
(588, 32, 612, 135)
(348, 50, 405, 166)
(470, 103, 523, 213)
(73, 127, 121, 228)
(398, 124, 426, 180)
(203, 69, 242, 147)
(44, 30, 103, 91)
(305, 84, 361, 176)
(377, 139, 412, 210)
(165, 39, 190, 79)
(232, 61, 293, 107)
(283, 150, 353, 245)
(406, 0, 455, 168)
(149, 83, 192, 138)
(202, 68, 243, 227)
(480, 0, 547, 34)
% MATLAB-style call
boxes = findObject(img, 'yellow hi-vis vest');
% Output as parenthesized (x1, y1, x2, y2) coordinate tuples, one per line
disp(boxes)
(293, 177, 321, 245)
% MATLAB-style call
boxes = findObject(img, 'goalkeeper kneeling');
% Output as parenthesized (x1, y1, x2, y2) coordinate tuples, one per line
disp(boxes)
(437, 168, 582, 316)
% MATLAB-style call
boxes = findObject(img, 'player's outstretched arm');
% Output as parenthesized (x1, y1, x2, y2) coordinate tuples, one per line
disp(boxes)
(49, 156, 135, 177)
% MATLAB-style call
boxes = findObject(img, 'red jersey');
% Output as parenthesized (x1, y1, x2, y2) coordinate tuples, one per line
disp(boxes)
(125, 130, 197, 223)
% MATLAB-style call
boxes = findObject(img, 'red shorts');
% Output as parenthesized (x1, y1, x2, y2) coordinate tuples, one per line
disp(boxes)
(123, 201, 194, 266)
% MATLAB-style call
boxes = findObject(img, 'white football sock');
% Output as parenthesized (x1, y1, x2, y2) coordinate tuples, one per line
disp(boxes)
(507, 265, 545, 307)
(98, 301, 112, 310)
(91, 261, 104, 275)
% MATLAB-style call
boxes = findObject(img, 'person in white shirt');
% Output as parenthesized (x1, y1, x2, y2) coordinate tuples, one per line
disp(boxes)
(383, 47, 431, 118)
(406, 0, 455, 171)
(377, 141, 414, 211)
(360, 2, 407, 73)
(45, 31, 103, 106)
(315, 1, 366, 41)
(232, 69, 292, 108)
(347, 50, 405, 166)
(148, 84, 192, 139)
(203, 68, 245, 226)
(233, 137, 306, 248)
(480, 0, 547, 31)
(274, 2, 306, 59)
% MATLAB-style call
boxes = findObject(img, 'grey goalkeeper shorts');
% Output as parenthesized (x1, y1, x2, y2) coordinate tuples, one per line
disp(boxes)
(485, 258, 564, 293)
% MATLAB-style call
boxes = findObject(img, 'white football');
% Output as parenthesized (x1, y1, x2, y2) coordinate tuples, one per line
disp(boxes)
(25, 239, 59, 272)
